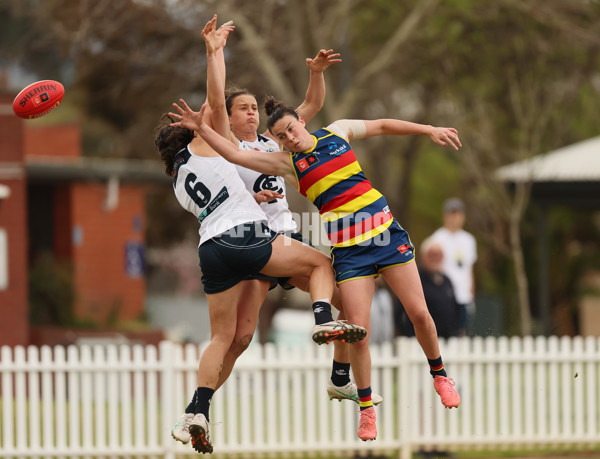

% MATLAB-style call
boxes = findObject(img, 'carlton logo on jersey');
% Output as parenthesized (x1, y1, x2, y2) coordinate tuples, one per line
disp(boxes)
(253, 174, 283, 203)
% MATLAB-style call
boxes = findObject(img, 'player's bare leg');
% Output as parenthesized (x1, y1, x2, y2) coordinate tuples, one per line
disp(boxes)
(338, 277, 378, 440)
(261, 236, 366, 344)
(382, 263, 460, 408)
(216, 279, 270, 389)
(188, 284, 242, 453)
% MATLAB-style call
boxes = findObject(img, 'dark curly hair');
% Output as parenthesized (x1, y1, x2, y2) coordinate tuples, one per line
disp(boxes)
(153, 114, 194, 176)
(264, 96, 298, 132)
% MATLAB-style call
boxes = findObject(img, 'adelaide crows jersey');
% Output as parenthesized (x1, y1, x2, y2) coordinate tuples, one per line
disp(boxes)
(173, 145, 267, 245)
(290, 125, 393, 247)
(235, 134, 297, 233)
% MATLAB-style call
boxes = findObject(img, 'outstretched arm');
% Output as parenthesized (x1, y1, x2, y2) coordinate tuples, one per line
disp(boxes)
(337, 119, 462, 150)
(169, 100, 297, 183)
(295, 49, 341, 123)
(215, 21, 233, 88)
(203, 15, 234, 137)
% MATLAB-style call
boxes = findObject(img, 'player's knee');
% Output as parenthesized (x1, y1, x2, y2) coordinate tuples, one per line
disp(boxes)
(212, 329, 236, 349)
(315, 252, 332, 267)
(410, 308, 434, 331)
(300, 249, 328, 268)
(231, 333, 253, 356)
(352, 337, 370, 351)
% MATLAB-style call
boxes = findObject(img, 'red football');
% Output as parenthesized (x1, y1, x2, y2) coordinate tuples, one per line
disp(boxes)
(12, 80, 65, 119)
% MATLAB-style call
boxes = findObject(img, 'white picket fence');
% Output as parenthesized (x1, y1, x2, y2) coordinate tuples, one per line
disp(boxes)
(1, 336, 599, 459)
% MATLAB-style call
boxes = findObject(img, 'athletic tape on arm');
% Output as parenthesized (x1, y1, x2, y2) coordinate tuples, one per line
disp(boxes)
(333, 119, 367, 140)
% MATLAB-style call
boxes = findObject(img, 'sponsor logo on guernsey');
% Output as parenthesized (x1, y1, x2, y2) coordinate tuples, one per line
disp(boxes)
(327, 142, 348, 156)
(297, 159, 308, 171)
(197, 186, 229, 223)
(398, 243, 412, 254)
(297, 153, 319, 171)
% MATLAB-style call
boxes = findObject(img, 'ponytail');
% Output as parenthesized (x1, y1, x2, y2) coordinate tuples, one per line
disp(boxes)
(153, 114, 194, 176)
(264, 96, 298, 131)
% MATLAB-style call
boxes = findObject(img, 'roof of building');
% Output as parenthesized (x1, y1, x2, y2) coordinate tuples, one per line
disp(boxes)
(24, 156, 171, 184)
(496, 135, 600, 183)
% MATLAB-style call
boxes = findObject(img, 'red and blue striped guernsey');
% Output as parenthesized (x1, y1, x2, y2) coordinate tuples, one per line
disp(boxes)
(290, 127, 394, 247)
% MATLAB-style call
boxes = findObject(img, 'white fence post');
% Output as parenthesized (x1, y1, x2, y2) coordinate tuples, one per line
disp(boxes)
(79, 345, 93, 455)
(66, 345, 80, 456)
(535, 335, 548, 443)
(159, 341, 175, 459)
(119, 344, 133, 453)
(132, 344, 146, 451)
(396, 337, 412, 459)
(2, 346, 14, 454)
(54, 346, 67, 456)
(27, 345, 41, 455)
(14, 345, 27, 453)
(584, 336, 598, 443)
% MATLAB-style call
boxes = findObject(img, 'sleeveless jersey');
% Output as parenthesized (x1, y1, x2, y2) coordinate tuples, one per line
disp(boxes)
(290, 126, 393, 247)
(234, 134, 297, 233)
(173, 145, 267, 245)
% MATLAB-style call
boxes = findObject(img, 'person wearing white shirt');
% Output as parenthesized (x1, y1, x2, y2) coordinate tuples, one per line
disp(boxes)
(431, 197, 477, 336)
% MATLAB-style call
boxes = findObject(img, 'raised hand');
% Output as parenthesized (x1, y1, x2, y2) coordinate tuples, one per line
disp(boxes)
(169, 99, 206, 133)
(428, 127, 462, 150)
(202, 14, 235, 53)
(306, 49, 342, 73)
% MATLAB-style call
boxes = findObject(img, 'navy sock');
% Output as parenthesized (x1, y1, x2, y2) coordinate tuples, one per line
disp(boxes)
(331, 360, 351, 386)
(312, 301, 334, 325)
(357, 386, 373, 411)
(194, 387, 215, 421)
(185, 390, 197, 414)
(428, 356, 447, 378)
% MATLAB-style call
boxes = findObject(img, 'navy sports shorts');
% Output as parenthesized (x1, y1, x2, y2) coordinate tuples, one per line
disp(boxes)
(247, 231, 314, 290)
(198, 221, 278, 294)
(330, 219, 415, 284)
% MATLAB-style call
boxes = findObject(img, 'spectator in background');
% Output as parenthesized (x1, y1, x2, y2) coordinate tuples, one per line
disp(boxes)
(430, 198, 477, 336)
(369, 277, 395, 344)
(395, 237, 461, 339)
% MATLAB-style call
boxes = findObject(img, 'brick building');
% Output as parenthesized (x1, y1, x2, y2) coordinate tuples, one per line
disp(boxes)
(0, 93, 28, 346)
(0, 91, 169, 346)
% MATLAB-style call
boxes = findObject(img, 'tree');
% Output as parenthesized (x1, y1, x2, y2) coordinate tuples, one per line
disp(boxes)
(406, 0, 600, 334)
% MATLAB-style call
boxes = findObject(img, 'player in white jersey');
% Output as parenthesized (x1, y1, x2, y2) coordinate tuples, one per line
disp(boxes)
(155, 16, 366, 454)
(171, 145, 265, 246)
(235, 134, 296, 233)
